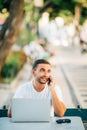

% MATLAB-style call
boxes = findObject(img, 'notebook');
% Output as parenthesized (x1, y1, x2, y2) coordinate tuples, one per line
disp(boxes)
(11, 98, 50, 122)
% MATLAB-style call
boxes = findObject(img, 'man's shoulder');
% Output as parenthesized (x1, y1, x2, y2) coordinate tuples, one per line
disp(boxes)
(22, 81, 32, 87)
(17, 81, 32, 91)
(13, 81, 33, 98)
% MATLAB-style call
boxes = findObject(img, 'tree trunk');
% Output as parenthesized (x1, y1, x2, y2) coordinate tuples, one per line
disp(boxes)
(0, 0, 24, 75)
(74, 4, 82, 32)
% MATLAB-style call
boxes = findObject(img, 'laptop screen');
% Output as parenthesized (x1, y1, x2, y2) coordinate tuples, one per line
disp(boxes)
(11, 98, 50, 122)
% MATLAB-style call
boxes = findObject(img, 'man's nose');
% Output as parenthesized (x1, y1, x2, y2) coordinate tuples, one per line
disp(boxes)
(44, 71, 50, 77)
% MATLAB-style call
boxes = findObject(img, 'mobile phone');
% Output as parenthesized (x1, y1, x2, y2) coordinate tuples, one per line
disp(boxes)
(47, 78, 51, 85)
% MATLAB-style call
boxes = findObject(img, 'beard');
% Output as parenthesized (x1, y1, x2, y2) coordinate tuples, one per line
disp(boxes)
(37, 76, 48, 84)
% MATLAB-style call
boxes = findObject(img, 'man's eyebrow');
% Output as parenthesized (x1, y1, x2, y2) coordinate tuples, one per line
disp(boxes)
(40, 68, 51, 71)
(40, 68, 45, 70)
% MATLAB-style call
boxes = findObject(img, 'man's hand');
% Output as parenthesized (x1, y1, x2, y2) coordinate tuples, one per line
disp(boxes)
(47, 76, 56, 89)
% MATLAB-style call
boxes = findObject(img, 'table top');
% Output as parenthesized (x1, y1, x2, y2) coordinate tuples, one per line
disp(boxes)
(0, 116, 85, 130)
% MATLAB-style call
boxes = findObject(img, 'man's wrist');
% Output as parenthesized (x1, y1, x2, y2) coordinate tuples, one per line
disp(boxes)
(49, 86, 55, 92)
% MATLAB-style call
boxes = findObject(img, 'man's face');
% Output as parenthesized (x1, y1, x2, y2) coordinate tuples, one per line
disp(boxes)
(32, 63, 51, 84)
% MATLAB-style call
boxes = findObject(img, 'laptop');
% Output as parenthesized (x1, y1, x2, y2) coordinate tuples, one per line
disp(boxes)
(11, 98, 50, 122)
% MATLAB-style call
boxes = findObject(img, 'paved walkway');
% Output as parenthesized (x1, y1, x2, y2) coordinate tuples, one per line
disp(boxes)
(61, 64, 87, 108)
(51, 45, 87, 108)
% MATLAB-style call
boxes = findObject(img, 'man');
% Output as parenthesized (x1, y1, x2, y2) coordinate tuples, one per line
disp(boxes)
(8, 59, 66, 117)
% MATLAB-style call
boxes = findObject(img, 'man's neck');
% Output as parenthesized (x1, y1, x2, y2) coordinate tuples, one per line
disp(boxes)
(33, 81, 45, 92)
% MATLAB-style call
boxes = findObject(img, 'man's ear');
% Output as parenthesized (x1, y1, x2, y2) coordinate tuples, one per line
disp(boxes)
(32, 69, 35, 75)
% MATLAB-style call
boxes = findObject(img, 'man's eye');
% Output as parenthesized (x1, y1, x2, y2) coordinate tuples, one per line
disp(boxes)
(40, 68, 45, 72)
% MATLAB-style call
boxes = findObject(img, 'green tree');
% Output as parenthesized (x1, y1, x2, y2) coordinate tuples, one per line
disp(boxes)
(0, 0, 24, 74)
(0, 0, 87, 75)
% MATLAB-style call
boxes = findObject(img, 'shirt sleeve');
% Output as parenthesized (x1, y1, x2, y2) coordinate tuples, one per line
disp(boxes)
(55, 85, 63, 102)
(13, 85, 26, 98)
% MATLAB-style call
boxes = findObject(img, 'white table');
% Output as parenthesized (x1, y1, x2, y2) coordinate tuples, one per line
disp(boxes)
(0, 116, 85, 130)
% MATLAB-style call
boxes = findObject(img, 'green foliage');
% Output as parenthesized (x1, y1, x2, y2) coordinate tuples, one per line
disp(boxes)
(1, 51, 27, 83)
(72, 0, 86, 3)
(58, 10, 74, 24)
(0, 1, 3, 11)
(53, 0, 63, 5)
(0, 0, 11, 11)
(80, 7, 87, 24)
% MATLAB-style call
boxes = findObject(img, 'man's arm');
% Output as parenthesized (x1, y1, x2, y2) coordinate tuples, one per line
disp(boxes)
(50, 87, 66, 117)
(7, 106, 12, 117)
(48, 76, 66, 117)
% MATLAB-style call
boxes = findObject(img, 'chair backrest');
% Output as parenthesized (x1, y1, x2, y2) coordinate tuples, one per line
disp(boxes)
(64, 108, 87, 121)
(55, 108, 87, 121)
(0, 109, 8, 117)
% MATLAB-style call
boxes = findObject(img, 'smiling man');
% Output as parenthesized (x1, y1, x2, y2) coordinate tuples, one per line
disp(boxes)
(8, 59, 66, 117)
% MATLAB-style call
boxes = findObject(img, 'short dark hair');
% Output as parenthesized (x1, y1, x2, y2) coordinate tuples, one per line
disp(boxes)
(32, 59, 51, 70)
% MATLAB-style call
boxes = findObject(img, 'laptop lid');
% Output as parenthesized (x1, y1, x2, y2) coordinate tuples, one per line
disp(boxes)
(11, 98, 50, 122)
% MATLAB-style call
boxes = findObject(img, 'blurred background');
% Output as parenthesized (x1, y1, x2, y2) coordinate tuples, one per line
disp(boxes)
(0, 0, 87, 109)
